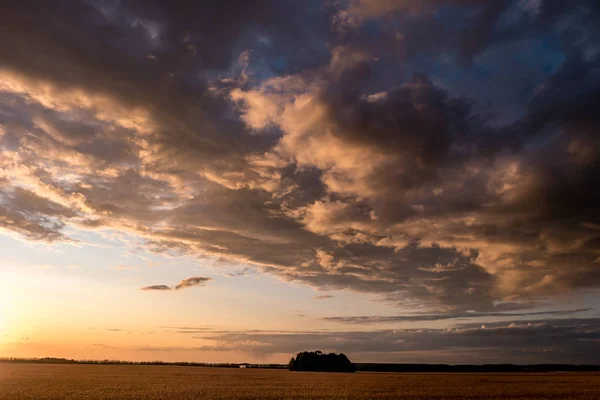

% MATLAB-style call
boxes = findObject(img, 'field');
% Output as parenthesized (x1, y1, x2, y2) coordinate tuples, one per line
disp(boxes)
(0, 364, 599, 399)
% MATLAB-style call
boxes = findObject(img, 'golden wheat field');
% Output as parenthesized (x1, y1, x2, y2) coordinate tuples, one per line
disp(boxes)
(0, 364, 599, 400)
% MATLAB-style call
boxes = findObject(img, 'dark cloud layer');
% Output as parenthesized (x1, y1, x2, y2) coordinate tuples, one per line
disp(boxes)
(146, 318, 600, 364)
(1, 0, 599, 346)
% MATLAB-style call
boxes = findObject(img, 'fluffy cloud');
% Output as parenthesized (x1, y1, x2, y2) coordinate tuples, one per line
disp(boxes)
(1, 0, 599, 323)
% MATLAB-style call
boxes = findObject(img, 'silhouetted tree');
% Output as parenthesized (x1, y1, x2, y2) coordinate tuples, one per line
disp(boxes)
(288, 351, 355, 372)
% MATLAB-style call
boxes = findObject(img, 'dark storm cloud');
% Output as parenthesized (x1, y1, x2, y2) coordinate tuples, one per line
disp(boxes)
(0, 0, 330, 87)
(322, 74, 469, 170)
(341, 0, 600, 65)
(1, 0, 599, 324)
(227, 0, 600, 311)
(0, 0, 330, 186)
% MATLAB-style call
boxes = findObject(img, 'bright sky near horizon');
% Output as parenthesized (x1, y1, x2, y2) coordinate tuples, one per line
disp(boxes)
(1, 0, 600, 364)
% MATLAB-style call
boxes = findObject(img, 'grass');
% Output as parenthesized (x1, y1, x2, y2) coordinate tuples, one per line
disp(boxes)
(0, 363, 599, 399)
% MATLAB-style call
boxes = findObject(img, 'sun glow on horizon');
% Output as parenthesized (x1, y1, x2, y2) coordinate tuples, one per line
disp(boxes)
(0, 290, 12, 338)
(0, 274, 22, 342)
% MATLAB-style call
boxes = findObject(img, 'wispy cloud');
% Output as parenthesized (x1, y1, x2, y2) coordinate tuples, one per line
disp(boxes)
(323, 309, 593, 324)
(141, 285, 172, 291)
(174, 276, 212, 290)
(140, 277, 212, 291)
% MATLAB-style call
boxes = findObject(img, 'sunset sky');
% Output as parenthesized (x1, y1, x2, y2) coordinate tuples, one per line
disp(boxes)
(1, 0, 600, 364)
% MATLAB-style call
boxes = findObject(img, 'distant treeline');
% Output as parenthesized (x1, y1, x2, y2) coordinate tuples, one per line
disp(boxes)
(0, 358, 286, 369)
(1, 358, 598, 372)
(355, 363, 600, 373)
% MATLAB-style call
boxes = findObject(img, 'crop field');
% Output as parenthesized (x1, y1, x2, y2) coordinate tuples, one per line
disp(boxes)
(0, 364, 599, 399)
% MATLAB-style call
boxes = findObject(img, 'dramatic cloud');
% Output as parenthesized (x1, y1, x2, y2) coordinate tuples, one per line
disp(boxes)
(141, 277, 212, 291)
(1, 0, 599, 331)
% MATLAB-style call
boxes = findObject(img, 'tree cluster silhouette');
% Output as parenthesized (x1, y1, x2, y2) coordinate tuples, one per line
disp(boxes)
(288, 351, 355, 372)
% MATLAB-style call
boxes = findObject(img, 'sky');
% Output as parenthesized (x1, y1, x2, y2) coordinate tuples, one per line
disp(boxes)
(0, 0, 599, 364)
